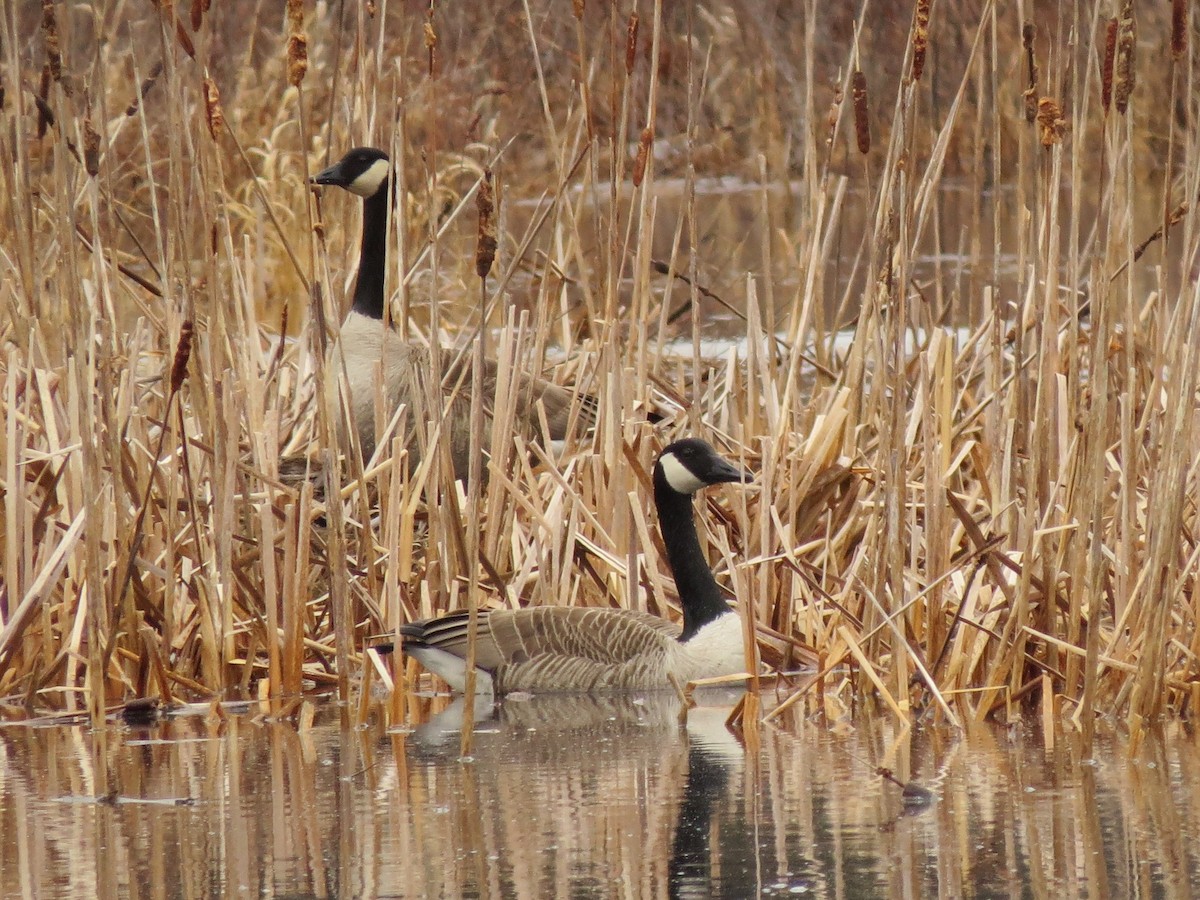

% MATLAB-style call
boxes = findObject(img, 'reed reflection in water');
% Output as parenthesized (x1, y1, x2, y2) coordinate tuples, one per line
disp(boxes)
(2, 694, 1199, 898)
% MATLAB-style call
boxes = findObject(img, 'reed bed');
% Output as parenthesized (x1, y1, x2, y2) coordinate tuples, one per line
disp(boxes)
(1, 1, 1198, 746)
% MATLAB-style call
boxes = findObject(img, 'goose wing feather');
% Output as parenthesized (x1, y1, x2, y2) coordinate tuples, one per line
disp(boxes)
(403, 607, 682, 691)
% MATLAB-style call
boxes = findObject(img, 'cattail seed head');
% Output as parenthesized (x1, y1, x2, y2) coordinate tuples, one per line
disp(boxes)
(572, 0, 584, 20)
(1114, 3, 1136, 115)
(1036, 97, 1066, 147)
(173, 18, 196, 59)
(287, 33, 308, 87)
(170, 320, 194, 394)
(825, 83, 843, 147)
(126, 60, 164, 117)
(1101, 18, 1117, 113)
(83, 108, 101, 176)
(626, 12, 639, 75)
(633, 126, 652, 187)
(475, 170, 497, 280)
(41, 0, 61, 82)
(36, 65, 52, 138)
(911, 0, 930, 82)
(424, 19, 437, 74)
(852, 70, 870, 155)
(1172, 0, 1187, 60)
(1022, 23, 1038, 123)
(190, 0, 209, 32)
(203, 76, 224, 139)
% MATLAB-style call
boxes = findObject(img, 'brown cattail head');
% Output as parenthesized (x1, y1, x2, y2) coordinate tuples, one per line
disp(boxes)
(190, 0, 209, 33)
(626, 12, 639, 75)
(36, 64, 52, 138)
(1100, 18, 1117, 113)
(633, 126, 652, 187)
(852, 70, 870, 155)
(170, 320, 194, 394)
(83, 106, 101, 176)
(572, 0, 584, 20)
(1022, 23, 1038, 123)
(286, 0, 307, 86)
(41, 0, 61, 82)
(126, 60, 164, 117)
(825, 82, 843, 147)
(203, 76, 224, 140)
(475, 170, 497, 280)
(287, 33, 308, 87)
(1114, 3, 1136, 115)
(424, 17, 437, 75)
(172, 17, 196, 59)
(1036, 97, 1067, 148)
(1172, 0, 1187, 60)
(911, 0, 931, 83)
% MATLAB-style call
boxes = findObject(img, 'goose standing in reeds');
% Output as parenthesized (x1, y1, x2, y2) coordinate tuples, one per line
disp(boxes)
(399, 438, 753, 693)
(309, 146, 585, 480)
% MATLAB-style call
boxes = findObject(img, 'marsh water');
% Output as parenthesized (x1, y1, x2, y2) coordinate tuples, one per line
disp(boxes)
(2, 690, 1199, 899)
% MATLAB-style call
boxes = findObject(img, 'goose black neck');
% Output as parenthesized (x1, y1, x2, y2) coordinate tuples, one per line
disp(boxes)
(351, 184, 390, 319)
(654, 476, 731, 641)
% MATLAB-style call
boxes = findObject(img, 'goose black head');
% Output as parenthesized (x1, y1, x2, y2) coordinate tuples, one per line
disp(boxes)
(654, 438, 753, 495)
(312, 147, 391, 198)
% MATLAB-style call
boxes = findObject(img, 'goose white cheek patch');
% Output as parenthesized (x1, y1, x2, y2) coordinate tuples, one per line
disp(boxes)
(349, 158, 390, 197)
(659, 453, 706, 494)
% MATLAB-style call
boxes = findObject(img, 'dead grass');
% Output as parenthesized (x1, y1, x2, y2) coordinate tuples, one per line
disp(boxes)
(1, 1, 1198, 747)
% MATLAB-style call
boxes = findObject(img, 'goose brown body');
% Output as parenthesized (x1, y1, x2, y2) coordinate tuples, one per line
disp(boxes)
(399, 438, 753, 693)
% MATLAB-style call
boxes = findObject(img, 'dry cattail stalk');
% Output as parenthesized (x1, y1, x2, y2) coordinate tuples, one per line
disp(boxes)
(1022, 23, 1038, 123)
(287, 33, 308, 87)
(170, 321, 194, 394)
(1101, 18, 1117, 113)
(852, 70, 870, 155)
(911, 0, 931, 82)
(626, 12, 639, 75)
(1172, 0, 1187, 60)
(633, 126, 652, 186)
(1036, 97, 1066, 148)
(83, 108, 100, 176)
(475, 170, 497, 279)
(1114, 3, 1136, 115)
(41, 0, 61, 82)
(203, 76, 224, 140)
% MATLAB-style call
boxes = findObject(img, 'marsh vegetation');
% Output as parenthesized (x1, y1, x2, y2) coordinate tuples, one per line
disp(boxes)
(1, 1, 1198, 754)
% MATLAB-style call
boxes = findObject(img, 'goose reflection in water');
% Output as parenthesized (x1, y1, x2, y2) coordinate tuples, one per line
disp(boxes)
(396, 689, 771, 897)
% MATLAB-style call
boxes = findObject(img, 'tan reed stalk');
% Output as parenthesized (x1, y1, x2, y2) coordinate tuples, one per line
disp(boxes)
(458, 169, 497, 753)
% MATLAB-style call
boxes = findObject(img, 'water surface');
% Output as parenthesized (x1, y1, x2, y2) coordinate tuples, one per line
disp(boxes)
(2, 693, 1198, 898)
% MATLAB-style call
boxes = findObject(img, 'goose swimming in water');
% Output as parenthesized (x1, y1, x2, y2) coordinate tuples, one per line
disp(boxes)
(397, 438, 753, 692)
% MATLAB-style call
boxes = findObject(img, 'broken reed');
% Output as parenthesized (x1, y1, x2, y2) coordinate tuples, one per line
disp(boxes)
(1, 3, 1198, 739)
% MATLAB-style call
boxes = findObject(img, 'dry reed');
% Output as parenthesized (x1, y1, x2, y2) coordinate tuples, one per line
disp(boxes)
(0, 1, 1197, 747)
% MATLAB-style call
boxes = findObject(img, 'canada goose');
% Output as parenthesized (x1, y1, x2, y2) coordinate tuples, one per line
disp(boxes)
(310, 147, 586, 480)
(397, 438, 753, 692)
